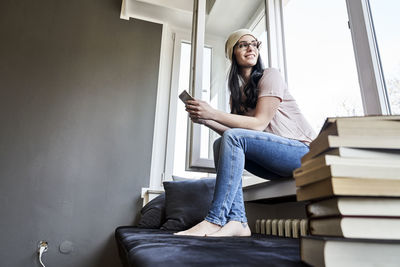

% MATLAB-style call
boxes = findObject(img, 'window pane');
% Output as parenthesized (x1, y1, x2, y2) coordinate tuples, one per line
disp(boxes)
(284, 0, 364, 132)
(173, 42, 208, 178)
(252, 14, 268, 66)
(369, 0, 400, 115)
(200, 46, 213, 159)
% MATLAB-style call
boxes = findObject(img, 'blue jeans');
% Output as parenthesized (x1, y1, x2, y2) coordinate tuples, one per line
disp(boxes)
(204, 128, 309, 226)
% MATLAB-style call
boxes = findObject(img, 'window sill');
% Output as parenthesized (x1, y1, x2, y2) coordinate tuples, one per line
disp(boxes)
(141, 187, 164, 206)
(243, 178, 297, 203)
(242, 175, 269, 187)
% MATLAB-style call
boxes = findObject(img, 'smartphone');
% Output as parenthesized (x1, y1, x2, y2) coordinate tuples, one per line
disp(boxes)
(179, 90, 194, 103)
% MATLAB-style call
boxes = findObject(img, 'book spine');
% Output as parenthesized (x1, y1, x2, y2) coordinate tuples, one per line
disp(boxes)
(336, 120, 400, 136)
(296, 178, 334, 201)
(297, 177, 400, 201)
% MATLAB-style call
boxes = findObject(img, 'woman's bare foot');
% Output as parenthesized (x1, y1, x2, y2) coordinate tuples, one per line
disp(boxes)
(207, 221, 251, 237)
(174, 220, 221, 236)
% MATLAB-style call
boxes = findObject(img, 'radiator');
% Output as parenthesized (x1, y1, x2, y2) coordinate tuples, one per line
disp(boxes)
(255, 218, 308, 238)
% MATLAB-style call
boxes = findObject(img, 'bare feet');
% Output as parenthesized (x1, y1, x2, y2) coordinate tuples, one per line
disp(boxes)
(207, 221, 251, 237)
(174, 220, 221, 236)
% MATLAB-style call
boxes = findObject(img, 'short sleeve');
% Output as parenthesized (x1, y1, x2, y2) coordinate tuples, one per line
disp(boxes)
(257, 68, 286, 101)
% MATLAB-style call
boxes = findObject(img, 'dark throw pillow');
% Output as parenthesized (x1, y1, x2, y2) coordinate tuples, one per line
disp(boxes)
(161, 178, 216, 231)
(137, 193, 166, 229)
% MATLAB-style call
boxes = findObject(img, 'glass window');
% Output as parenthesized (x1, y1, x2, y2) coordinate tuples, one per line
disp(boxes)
(252, 14, 268, 68)
(369, 0, 400, 115)
(283, 0, 364, 132)
(173, 42, 210, 178)
(200, 46, 214, 159)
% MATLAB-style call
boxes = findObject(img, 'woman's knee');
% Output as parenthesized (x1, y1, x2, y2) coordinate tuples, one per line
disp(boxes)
(222, 128, 251, 145)
(213, 129, 244, 166)
(222, 128, 243, 140)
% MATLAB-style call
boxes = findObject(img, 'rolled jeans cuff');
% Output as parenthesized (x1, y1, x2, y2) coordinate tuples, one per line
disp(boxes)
(228, 217, 247, 224)
(204, 216, 224, 226)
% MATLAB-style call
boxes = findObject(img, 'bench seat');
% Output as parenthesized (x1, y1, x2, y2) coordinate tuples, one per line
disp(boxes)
(115, 227, 305, 267)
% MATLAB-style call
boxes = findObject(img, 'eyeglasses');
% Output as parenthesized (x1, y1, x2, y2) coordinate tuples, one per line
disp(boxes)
(235, 40, 261, 51)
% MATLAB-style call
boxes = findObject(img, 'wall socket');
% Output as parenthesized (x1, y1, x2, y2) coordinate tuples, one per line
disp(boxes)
(38, 241, 48, 252)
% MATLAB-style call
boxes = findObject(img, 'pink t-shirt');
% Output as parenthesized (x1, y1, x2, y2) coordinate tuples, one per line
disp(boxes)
(243, 68, 316, 145)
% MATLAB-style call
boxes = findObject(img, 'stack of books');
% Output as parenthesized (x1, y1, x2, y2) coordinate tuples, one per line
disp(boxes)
(294, 115, 400, 267)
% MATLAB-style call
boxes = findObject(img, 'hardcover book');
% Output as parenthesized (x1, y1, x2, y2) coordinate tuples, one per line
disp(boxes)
(302, 135, 400, 163)
(297, 151, 400, 174)
(296, 177, 400, 201)
(301, 236, 400, 267)
(294, 164, 400, 187)
(309, 216, 400, 239)
(301, 115, 400, 162)
(306, 197, 400, 218)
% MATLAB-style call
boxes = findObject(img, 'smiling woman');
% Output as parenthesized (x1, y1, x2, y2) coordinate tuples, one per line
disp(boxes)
(176, 28, 316, 237)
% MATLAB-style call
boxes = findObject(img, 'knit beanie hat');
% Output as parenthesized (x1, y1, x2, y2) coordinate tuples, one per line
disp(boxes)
(225, 29, 257, 61)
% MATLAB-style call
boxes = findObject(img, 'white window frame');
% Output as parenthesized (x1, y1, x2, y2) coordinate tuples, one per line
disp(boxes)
(345, 0, 391, 115)
(265, 0, 287, 80)
(164, 31, 228, 178)
(280, 0, 391, 118)
(186, 0, 216, 172)
(164, 30, 192, 181)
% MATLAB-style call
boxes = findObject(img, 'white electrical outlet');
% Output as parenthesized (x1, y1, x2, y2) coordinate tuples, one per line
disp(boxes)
(38, 241, 48, 252)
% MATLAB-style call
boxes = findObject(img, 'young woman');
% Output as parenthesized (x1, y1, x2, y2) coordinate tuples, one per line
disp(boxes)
(176, 29, 316, 237)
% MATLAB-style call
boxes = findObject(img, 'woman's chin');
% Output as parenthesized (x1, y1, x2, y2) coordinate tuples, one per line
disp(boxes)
(239, 62, 257, 68)
(237, 58, 258, 68)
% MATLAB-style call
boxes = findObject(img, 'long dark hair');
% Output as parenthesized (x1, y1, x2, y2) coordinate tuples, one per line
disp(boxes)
(228, 54, 264, 115)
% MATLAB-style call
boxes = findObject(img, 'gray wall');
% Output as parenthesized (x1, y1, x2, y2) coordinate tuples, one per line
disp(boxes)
(0, 0, 162, 266)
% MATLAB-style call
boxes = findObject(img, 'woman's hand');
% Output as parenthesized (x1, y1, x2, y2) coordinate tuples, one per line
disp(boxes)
(185, 99, 216, 120)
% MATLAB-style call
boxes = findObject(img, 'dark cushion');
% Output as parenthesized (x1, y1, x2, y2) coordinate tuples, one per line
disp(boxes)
(115, 227, 305, 267)
(137, 193, 166, 229)
(161, 178, 216, 231)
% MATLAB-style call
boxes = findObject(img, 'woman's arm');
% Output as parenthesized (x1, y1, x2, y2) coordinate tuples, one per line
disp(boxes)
(186, 96, 280, 131)
(190, 117, 230, 136)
